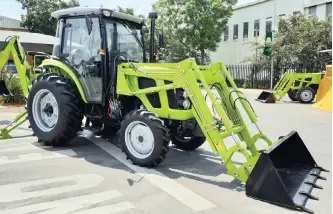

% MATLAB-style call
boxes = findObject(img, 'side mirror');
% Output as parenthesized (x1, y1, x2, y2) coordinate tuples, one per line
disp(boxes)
(85, 15, 93, 35)
(158, 33, 167, 49)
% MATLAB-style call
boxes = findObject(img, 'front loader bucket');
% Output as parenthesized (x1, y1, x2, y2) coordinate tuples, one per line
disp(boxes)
(0, 80, 10, 96)
(256, 91, 276, 103)
(246, 131, 328, 213)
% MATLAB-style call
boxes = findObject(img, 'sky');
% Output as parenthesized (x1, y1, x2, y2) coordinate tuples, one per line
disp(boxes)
(0, 0, 256, 20)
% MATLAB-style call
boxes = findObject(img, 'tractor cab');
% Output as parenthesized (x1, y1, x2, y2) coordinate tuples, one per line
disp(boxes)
(50, 7, 161, 103)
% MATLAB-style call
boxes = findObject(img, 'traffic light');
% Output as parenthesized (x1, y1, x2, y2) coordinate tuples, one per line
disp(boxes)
(263, 32, 273, 56)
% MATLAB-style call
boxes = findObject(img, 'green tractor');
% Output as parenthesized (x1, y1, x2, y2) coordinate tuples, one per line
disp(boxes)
(0, 7, 328, 213)
(257, 72, 323, 103)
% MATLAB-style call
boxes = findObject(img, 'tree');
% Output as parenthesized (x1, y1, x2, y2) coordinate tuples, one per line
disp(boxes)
(273, 14, 332, 70)
(115, 6, 135, 16)
(17, 0, 80, 36)
(115, 6, 145, 18)
(245, 14, 332, 71)
(153, 0, 237, 65)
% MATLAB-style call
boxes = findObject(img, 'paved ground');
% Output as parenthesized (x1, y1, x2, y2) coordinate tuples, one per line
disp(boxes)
(0, 89, 331, 214)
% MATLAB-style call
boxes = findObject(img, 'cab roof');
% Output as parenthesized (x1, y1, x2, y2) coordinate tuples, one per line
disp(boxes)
(51, 7, 144, 24)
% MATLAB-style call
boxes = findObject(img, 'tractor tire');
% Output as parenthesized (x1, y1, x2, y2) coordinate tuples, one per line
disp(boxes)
(296, 87, 316, 104)
(27, 73, 83, 146)
(171, 135, 206, 151)
(119, 109, 170, 167)
(287, 90, 298, 101)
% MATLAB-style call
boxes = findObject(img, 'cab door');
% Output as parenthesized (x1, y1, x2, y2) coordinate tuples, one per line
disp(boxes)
(61, 17, 103, 103)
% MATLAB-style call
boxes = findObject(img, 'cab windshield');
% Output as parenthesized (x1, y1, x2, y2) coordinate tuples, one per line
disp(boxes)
(106, 22, 144, 62)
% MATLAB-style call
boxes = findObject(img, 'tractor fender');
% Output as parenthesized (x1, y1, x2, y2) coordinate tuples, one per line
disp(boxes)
(39, 58, 88, 103)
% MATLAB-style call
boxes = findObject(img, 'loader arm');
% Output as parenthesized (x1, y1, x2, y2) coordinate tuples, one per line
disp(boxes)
(257, 72, 322, 103)
(117, 59, 328, 213)
(117, 58, 273, 182)
(0, 35, 31, 97)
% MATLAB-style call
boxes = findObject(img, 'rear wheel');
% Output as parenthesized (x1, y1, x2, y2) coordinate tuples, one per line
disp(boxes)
(287, 90, 298, 101)
(27, 74, 83, 146)
(119, 109, 170, 167)
(296, 87, 316, 103)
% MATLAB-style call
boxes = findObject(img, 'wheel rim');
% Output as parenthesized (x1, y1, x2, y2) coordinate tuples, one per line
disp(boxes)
(32, 89, 59, 132)
(125, 121, 154, 159)
(300, 90, 313, 102)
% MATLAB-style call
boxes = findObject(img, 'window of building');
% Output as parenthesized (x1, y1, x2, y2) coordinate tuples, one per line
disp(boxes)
(223, 26, 229, 41)
(243, 22, 249, 39)
(293, 11, 301, 16)
(254, 19, 260, 37)
(266, 18, 272, 32)
(326, 2, 332, 18)
(309, 6, 317, 17)
(233, 24, 238, 40)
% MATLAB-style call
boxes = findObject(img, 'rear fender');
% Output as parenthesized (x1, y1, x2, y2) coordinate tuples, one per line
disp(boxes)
(39, 59, 88, 103)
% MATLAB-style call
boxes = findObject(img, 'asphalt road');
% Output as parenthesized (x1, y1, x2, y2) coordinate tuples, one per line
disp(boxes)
(0, 89, 331, 214)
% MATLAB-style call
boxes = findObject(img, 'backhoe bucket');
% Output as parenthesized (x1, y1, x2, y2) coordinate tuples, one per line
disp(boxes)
(256, 91, 276, 103)
(0, 80, 10, 96)
(246, 131, 328, 213)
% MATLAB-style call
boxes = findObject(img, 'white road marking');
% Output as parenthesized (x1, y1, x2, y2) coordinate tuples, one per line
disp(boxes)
(1, 190, 133, 214)
(74, 202, 135, 214)
(0, 137, 37, 148)
(0, 149, 77, 165)
(0, 144, 51, 153)
(0, 174, 104, 202)
(169, 168, 234, 183)
(92, 137, 217, 212)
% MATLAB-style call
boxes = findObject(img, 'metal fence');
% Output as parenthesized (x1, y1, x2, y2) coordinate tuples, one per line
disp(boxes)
(226, 64, 326, 89)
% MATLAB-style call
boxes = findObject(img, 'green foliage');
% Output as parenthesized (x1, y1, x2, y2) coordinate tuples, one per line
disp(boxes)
(245, 14, 332, 71)
(17, 0, 80, 35)
(115, 6, 135, 16)
(273, 14, 332, 68)
(242, 81, 249, 88)
(0, 76, 26, 105)
(153, 0, 237, 65)
(114, 6, 145, 18)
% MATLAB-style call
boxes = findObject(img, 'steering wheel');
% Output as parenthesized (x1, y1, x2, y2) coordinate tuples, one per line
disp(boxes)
(70, 48, 92, 67)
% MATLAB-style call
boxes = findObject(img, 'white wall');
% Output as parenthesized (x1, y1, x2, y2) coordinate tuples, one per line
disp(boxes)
(211, 0, 331, 65)
(304, 0, 332, 20)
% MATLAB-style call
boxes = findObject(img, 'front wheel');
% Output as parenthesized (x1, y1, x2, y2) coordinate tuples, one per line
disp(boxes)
(27, 74, 83, 146)
(296, 87, 316, 103)
(287, 90, 298, 101)
(119, 109, 170, 167)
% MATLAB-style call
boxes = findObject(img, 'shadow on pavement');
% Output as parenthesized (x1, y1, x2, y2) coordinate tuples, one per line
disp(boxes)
(23, 130, 245, 193)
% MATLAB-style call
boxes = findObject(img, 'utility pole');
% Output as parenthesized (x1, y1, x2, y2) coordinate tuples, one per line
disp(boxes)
(270, 0, 277, 90)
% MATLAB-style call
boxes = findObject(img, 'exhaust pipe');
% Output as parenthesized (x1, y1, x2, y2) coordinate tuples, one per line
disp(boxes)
(256, 91, 276, 103)
(246, 131, 328, 214)
(0, 80, 10, 96)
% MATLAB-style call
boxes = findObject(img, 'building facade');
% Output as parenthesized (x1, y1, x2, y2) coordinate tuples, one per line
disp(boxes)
(0, 15, 54, 72)
(210, 0, 332, 65)
(0, 15, 28, 31)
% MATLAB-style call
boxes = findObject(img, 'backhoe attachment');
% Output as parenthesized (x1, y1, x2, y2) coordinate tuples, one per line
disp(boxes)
(0, 110, 28, 139)
(117, 58, 328, 213)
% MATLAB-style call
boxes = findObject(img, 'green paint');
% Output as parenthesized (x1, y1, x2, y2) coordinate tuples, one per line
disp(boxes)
(40, 59, 88, 103)
(271, 72, 322, 101)
(117, 58, 275, 183)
